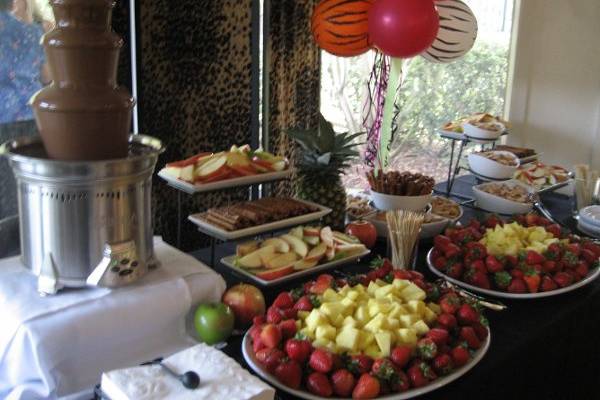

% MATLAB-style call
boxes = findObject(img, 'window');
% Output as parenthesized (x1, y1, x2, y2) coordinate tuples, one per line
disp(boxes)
(321, 0, 516, 189)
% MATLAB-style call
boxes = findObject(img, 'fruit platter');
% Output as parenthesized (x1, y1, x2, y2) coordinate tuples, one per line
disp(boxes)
(158, 145, 291, 194)
(221, 226, 370, 286)
(242, 260, 490, 399)
(427, 214, 600, 299)
(513, 162, 572, 192)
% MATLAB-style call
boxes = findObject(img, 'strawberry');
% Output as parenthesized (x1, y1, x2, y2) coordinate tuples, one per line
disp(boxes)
(445, 262, 464, 279)
(470, 259, 487, 274)
(459, 326, 481, 349)
(260, 324, 282, 348)
(392, 269, 412, 280)
(416, 338, 438, 360)
(456, 304, 479, 326)
(294, 295, 315, 311)
(348, 355, 374, 376)
(252, 315, 265, 326)
(310, 274, 334, 294)
(544, 243, 562, 260)
(390, 345, 412, 368)
(248, 324, 262, 342)
(444, 243, 462, 259)
(285, 338, 312, 363)
(554, 271, 573, 287)
(575, 261, 590, 279)
(484, 215, 502, 228)
(425, 328, 449, 346)
(281, 308, 297, 320)
(581, 248, 597, 264)
(471, 321, 489, 341)
(540, 275, 558, 292)
(393, 370, 411, 392)
(468, 270, 491, 289)
(494, 271, 512, 290)
(307, 372, 333, 397)
(510, 268, 525, 279)
(545, 223, 561, 238)
(507, 278, 527, 293)
(465, 242, 487, 260)
(408, 361, 436, 388)
(582, 241, 600, 258)
(450, 345, 470, 367)
(523, 272, 541, 293)
(410, 270, 425, 280)
(525, 250, 545, 266)
(273, 292, 294, 309)
(437, 313, 457, 330)
(352, 373, 380, 399)
(331, 369, 356, 397)
(565, 243, 581, 257)
(309, 348, 334, 373)
(253, 337, 265, 353)
(255, 348, 285, 372)
(266, 307, 283, 324)
(504, 254, 519, 268)
(432, 353, 453, 375)
(485, 255, 504, 273)
(278, 319, 297, 339)
(542, 260, 557, 273)
(440, 293, 461, 314)
(433, 256, 447, 270)
(274, 360, 302, 389)
(434, 235, 452, 252)
(524, 213, 539, 226)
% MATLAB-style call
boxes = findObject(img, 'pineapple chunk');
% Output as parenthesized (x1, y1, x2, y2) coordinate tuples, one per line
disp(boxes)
(297, 310, 310, 320)
(399, 283, 426, 301)
(375, 279, 388, 286)
(392, 279, 410, 290)
(336, 327, 360, 351)
(312, 338, 333, 349)
(346, 289, 360, 301)
(342, 316, 357, 327)
(389, 304, 409, 319)
(354, 284, 366, 293)
(406, 300, 427, 316)
(295, 320, 302, 330)
(398, 314, 420, 328)
(364, 344, 382, 359)
(330, 313, 345, 328)
(316, 325, 337, 341)
(338, 285, 350, 297)
(374, 285, 395, 299)
(427, 302, 441, 314)
(354, 305, 370, 324)
(321, 302, 345, 319)
(396, 328, 418, 348)
(387, 317, 400, 329)
(367, 281, 381, 295)
(375, 332, 392, 357)
(422, 307, 438, 324)
(341, 297, 355, 310)
(363, 314, 386, 333)
(358, 331, 375, 350)
(412, 320, 430, 336)
(299, 327, 315, 340)
(322, 288, 341, 303)
(305, 309, 327, 332)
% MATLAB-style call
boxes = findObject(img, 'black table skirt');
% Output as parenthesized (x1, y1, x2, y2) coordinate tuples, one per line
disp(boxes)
(191, 175, 600, 400)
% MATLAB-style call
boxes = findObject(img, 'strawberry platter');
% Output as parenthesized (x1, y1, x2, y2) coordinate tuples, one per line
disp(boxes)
(242, 261, 490, 399)
(427, 214, 600, 299)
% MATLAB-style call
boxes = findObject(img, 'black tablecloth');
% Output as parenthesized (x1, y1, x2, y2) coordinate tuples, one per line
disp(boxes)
(191, 175, 600, 400)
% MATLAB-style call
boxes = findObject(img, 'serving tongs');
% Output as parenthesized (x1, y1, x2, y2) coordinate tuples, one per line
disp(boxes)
(437, 279, 507, 311)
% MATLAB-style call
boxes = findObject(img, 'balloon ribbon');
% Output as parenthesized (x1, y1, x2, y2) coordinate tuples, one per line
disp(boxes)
(379, 57, 403, 169)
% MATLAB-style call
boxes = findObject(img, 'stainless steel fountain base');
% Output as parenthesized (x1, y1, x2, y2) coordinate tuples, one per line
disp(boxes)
(1, 134, 164, 295)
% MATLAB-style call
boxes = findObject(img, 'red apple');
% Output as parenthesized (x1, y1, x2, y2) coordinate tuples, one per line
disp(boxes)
(345, 220, 377, 249)
(222, 283, 266, 329)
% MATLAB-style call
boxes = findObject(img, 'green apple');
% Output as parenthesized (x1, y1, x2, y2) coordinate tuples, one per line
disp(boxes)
(193, 302, 235, 345)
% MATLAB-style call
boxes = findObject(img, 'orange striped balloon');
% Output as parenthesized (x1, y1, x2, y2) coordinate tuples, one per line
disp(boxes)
(311, 0, 373, 57)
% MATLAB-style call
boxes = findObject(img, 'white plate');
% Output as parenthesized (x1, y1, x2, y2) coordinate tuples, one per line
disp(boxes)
(157, 168, 293, 194)
(472, 180, 534, 215)
(578, 206, 600, 228)
(426, 249, 600, 299)
(188, 200, 332, 240)
(578, 220, 600, 239)
(242, 329, 490, 400)
(220, 249, 370, 287)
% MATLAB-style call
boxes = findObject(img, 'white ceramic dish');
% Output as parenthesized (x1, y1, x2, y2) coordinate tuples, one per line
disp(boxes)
(220, 249, 370, 287)
(468, 151, 519, 180)
(188, 200, 331, 240)
(579, 206, 600, 228)
(158, 168, 293, 194)
(427, 249, 600, 299)
(242, 329, 490, 400)
(577, 219, 600, 239)
(370, 190, 432, 212)
(462, 122, 505, 142)
(473, 180, 534, 215)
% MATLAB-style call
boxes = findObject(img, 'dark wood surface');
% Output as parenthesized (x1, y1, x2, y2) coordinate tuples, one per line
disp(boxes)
(191, 176, 600, 399)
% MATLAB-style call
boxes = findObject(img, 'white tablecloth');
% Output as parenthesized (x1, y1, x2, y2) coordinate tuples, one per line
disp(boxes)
(0, 237, 227, 400)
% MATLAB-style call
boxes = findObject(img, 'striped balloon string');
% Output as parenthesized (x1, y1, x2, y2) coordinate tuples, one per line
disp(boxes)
(362, 52, 390, 169)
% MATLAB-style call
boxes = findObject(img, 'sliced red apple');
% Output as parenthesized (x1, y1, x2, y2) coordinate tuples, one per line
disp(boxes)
(237, 245, 276, 269)
(254, 265, 295, 281)
(335, 243, 367, 256)
(303, 226, 321, 237)
(293, 259, 319, 271)
(325, 246, 336, 261)
(264, 251, 298, 270)
(320, 226, 334, 248)
(271, 160, 287, 171)
(196, 155, 228, 180)
(251, 158, 275, 172)
(166, 152, 212, 168)
(280, 234, 309, 258)
(332, 231, 361, 245)
(260, 238, 290, 253)
(230, 164, 258, 176)
(303, 236, 320, 246)
(305, 242, 327, 263)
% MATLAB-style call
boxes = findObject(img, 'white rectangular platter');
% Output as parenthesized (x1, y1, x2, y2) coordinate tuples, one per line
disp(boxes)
(157, 168, 293, 194)
(188, 200, 332, 241)
(220, 249, 371, 287)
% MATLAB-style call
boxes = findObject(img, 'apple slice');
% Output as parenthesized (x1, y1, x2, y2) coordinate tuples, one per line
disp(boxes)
(175, 164, 194, 182)
(226, 151, 251, 167)
(261, 238, 290, 253)
(332, 231, 361, 245)
(320, 226, 334, 248)
(289, 226, 304, 239)
(280, 234, 309, 258)
(305, 242, 327, 263)
(271, 160, 287, 171)
(325, 246, 336, 261)
(236, 240, 259, 257)
(303, 226, 321, 237)
(237, 245, 276, 269)
(335, 243, 367, 256)
(293, 259, 319, 271)
(264, 251, 298, 270)
(196, 154, 228, 180)
(252, 158, 275, 173)
(303, 236, 320, 246)
(166, 152, 212, 168)
(254, 265, 295, 281)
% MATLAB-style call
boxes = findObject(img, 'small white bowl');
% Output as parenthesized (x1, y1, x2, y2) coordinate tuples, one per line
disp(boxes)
(463, 122, 504, 142)
(420, 216, 450, 239)
(473, 180, 535, 215)
(370, 190, 432, 211)
(468, 151, 519, 180)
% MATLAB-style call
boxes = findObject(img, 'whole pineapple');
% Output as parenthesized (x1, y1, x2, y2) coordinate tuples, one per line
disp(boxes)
(287, 114, 362, 229)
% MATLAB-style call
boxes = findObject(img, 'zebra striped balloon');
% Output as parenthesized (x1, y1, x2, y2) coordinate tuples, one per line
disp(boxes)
(421, 0, 478, 63)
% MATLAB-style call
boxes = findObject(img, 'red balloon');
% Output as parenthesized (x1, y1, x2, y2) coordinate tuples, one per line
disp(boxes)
(368, 0, 439, 58)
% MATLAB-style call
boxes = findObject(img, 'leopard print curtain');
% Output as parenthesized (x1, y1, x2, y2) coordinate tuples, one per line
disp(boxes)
(267, 0, 321, 197)
(137, 0, 253, 250)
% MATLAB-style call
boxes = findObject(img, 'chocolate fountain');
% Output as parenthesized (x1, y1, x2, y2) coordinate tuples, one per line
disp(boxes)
(31, 0, 134, 160)
(1, 0, 164, 295)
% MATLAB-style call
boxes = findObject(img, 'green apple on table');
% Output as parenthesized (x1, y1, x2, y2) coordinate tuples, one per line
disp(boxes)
(194, 302, 235, 345)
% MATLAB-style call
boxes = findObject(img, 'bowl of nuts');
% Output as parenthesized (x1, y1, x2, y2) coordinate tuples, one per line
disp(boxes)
(367, 170, 435, 211)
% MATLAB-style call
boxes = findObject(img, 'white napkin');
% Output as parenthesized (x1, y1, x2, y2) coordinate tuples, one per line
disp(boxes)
(101, 344, 275, 400)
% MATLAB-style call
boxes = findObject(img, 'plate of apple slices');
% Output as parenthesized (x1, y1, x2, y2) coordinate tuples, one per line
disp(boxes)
(221, 226, 370, 286)
(158, 145, 291, 194)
